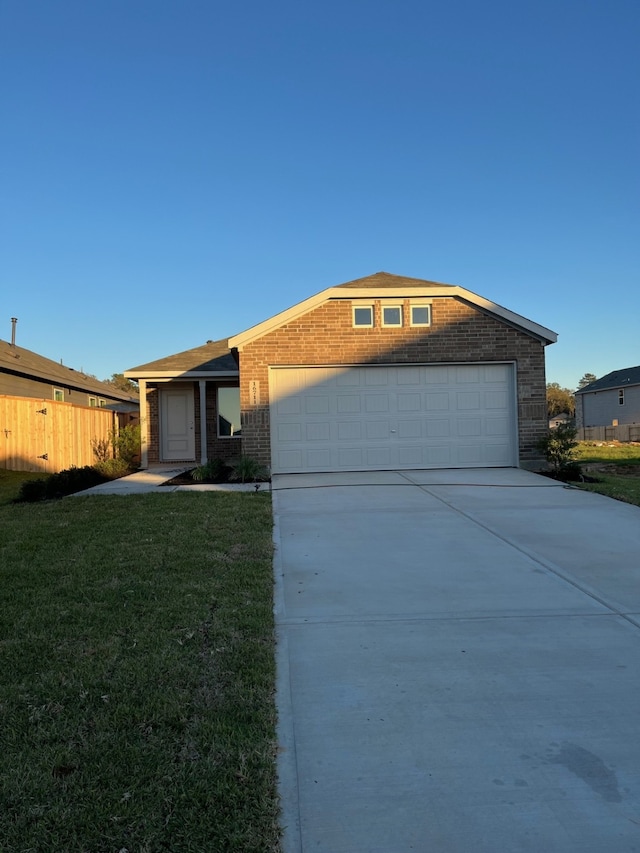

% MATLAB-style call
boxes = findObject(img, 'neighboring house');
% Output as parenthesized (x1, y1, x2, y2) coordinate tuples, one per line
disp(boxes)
(125, 272, 557, 473)
(549, 413, 572, 429)
(575, 366, 640, 429)
(0, 335, 139, 413)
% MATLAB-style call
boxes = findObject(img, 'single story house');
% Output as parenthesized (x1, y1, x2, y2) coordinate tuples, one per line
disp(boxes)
(0, 331, 139, 413)
(575, 366, 640, 429)
(125, 272, 557, 474)
(549, 413, 572, 429)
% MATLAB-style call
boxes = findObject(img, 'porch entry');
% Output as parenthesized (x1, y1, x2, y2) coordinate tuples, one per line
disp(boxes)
(160, 386, 195, 461)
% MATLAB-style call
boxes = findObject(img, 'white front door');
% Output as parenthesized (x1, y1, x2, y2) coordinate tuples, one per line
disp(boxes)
(269, 364, 517, 474)
(160, 386, 195, 461)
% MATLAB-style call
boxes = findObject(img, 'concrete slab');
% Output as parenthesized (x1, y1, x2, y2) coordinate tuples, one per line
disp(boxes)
(73, 466, 271, 495)
(274, 469, 640, 852)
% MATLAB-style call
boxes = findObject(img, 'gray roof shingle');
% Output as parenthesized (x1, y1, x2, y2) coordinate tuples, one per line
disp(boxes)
(0, 339, 139, 402)
(576, 365, 640, 394)
(126, 339, 238, 376)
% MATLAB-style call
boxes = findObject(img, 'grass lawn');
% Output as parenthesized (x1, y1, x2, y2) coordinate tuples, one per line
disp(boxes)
(0, 490, 280, 852)
(575, 441, 640, 465)
(574, 442, 640, 508)
(0, 468, 45, 507)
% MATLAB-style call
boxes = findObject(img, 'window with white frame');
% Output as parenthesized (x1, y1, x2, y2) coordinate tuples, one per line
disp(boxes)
(352, 304, 374, 327)
(619, 389, 625, 406)
(218, 387, 241, 436)
(99, 399, 106, 407)
(53, 388, 64, 402)
(382, 305, 403, 327)
(410, 303, 431, 327)
(88, 396, 97, 407)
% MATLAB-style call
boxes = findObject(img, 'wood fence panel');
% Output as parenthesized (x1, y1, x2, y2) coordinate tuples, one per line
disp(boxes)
(579, 424, 640, 443)
(0, 395, 115, 473)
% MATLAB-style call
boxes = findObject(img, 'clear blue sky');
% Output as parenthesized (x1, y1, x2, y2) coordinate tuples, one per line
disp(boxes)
(2, 0, 638, 391)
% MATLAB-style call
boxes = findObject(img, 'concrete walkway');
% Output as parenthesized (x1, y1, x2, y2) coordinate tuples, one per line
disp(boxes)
(74, 465, 271, 494)
(272, 468, 640, 852)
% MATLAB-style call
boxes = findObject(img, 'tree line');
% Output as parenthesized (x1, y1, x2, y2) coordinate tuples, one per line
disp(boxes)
(546, 373, 596, 419)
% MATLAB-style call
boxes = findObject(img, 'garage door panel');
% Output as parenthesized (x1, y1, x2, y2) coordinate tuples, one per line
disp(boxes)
(337, 422, 361, 440)
(337, 396, 361, 413)
(306, 423, 331, 441)
(364, 394, 389, 413)
(398, 420, 422, 439)
(398, 393, 421, 411)
(426, 393, 450, 411)
(456, 392, 481, 410)
(365, 421, 390, 439)
(457, 418, 482, 437)
(485, 390, 508, 409)
(270, 364, 516, 473)
(305, 396, 330, 414)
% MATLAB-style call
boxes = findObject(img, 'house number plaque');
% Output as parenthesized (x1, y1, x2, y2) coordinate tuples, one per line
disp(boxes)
(250, 380, 260, 407)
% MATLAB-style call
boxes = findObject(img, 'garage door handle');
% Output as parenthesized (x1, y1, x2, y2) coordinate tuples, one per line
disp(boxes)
(391, 429, 396, 433)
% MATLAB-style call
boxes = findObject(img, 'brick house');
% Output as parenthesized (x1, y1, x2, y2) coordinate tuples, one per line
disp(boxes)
(125, 272, 557, 473)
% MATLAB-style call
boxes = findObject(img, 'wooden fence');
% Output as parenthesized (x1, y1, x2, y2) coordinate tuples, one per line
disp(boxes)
(0, 395, 120, 473)
(578, 424, 640, 443)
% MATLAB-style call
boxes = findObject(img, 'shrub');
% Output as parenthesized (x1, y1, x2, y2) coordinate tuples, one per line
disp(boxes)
(191, 458, 229, 482)
(90, 436, 112, 463)
(228, 456, 270, 483)
(94, 458, 132, 479)
(111, 423, 141, 468)
(537, 422, 581, 479)
(15, 466, 109, 502)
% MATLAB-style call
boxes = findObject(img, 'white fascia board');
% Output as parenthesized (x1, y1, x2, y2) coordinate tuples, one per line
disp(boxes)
(123, 370, 239, 380)
(453, 287, 558, 344)
(228, 285, 558, 348)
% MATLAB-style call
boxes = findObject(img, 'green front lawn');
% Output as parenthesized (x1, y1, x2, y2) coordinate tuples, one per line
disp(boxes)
(574, 442, 640, 508)
(575, 441, 640, 466)
(0, 468, 45, 506)
(0, 491, 280, 852)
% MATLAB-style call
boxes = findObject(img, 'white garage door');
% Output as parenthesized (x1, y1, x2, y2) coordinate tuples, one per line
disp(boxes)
(269, 364, 517, 474)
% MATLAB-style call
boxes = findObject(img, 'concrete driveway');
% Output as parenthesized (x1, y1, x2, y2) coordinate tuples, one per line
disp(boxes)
(272, 468, 640, 853)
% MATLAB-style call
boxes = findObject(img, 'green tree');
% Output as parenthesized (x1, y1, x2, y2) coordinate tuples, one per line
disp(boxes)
(103, 373, 139, 395)
(546, 383, 575, 418)
(577, 372, 597, 389)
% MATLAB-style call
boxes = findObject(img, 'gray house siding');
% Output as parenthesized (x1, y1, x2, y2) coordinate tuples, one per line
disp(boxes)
(580, 385, 640, 427)
(0, 370, 125, 408)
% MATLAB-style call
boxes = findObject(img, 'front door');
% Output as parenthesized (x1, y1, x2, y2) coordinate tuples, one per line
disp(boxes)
(160, 386, 195, 461)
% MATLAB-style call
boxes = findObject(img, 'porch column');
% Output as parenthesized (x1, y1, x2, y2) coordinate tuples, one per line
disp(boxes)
(139, 379, 148, 469)
(199, 380, 207, 464)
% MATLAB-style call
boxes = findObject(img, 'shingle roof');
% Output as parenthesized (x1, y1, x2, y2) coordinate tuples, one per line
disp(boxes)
(0, 339, 139, 402)
(335, 271, 452, 289)
(126, 339, 238, 376)
(576, 365, 640, 394)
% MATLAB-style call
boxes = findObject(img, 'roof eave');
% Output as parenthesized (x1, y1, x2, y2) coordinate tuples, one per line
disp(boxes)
(124, 369, 239, 380)
(228, 285, 558, 348)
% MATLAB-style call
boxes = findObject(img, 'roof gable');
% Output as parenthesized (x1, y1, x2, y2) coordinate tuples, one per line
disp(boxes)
(576, 365, 640, 394)
(229, 271, 557, 348)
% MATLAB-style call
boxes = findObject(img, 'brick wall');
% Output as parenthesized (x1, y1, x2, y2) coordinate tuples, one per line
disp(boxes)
(145, 382, 241, 465)
(238, 296, 548, 468)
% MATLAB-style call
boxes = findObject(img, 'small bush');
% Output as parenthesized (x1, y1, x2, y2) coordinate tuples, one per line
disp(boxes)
(15, 466, 109, 502)
(537, 422, 581, 479)
(90, 436, 112, 463)
(191, 458, 229, 482)
(228, 456, 270, 483)
(94, 458, 132, 479)
(112, 423, 141, 468)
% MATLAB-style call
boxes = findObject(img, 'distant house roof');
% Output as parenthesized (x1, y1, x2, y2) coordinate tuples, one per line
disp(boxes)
(125, 339, 238, 378)
(0, 338, 139, 403)
(576, 365, 640, 394)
